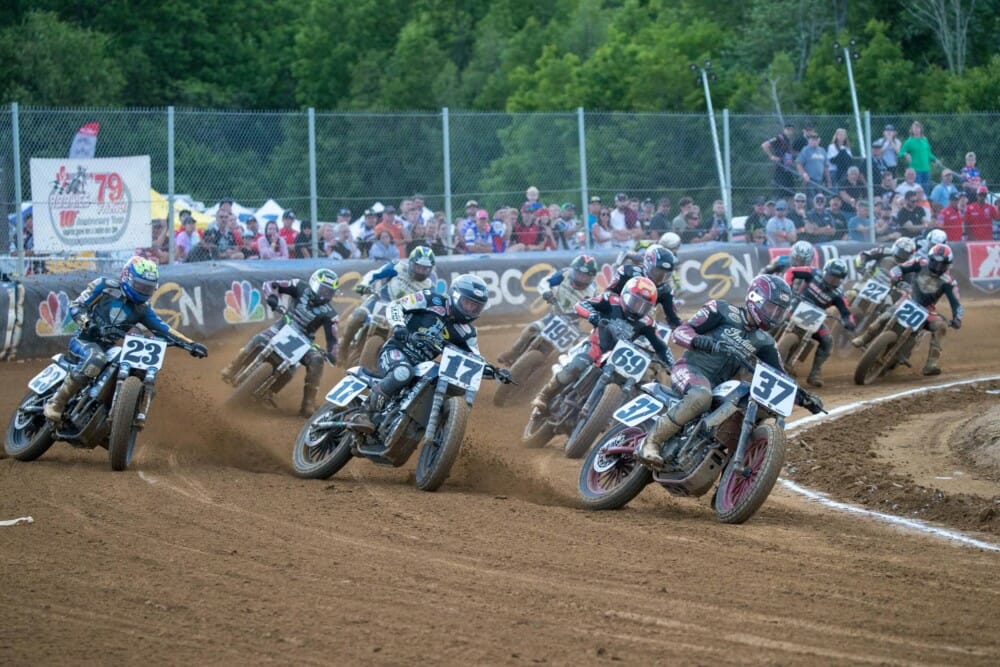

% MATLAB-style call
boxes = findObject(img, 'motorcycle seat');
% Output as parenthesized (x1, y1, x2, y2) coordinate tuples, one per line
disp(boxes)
(645, 383, 681, 404)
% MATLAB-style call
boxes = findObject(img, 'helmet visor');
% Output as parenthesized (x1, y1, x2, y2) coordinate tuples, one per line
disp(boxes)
(622, 292, 653, 318)
(410, 261, 433, 281)
(131, 275, 158, 299)
(457, 295, 485, 319)
(314, 284, 336, 301)
(824, 272, 843, 287)
(760, 298, 789, 327)
(570, 269, 594, 289)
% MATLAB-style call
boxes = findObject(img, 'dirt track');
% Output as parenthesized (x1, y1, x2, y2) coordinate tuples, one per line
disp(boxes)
(3, 302, 1000, 665)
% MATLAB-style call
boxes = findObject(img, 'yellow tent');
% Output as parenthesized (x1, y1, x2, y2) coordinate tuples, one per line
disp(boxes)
(150, 189, 214, 231)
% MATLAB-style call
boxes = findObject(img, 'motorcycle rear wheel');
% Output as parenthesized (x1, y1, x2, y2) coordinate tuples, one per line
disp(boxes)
(108, 376, 143, 471)
(854, 330, 899, 386)
(493, 349, 544, 407)
(713, 422, 786, 524)
(564, 383, 622, 459)
(522, 412, 555, 449)
(227, 363, 274, 407)
(291, 403, 354, 479)
(358, 334, 385, 372)
(5, 391, 56, 461)
(414, 396, 469, 492)
(577, 423, 652, 510)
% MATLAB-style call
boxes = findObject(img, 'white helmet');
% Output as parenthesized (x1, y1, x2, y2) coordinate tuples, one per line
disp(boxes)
(926, 229, 948, 246)
(658, 232, 681, 252)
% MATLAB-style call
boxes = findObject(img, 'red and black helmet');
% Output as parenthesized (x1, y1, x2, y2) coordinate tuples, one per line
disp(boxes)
(745, 274, 792, 330)
(621, 276, 657, 319)
(927, 243, 953, 276)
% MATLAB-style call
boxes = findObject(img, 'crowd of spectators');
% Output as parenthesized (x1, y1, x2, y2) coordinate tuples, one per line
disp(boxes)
(757, 119, 999, 245)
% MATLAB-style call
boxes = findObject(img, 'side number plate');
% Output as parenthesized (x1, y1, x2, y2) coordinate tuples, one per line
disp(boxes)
(27, 363, 68, 394)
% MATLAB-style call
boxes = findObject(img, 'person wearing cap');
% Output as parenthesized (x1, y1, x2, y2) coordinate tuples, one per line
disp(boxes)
(795, 130, 830, 203)
(801, 193, 836, 243)
(175, 212, 201, 262)
(880, 124, 902, 175)
(336, 208, 352, 225)
(958, 151, 982, 199)
(278, 209, 298, 247)
(787, 192, 808, 228)
(765, 199, 797, 248)
(938, 191, 966, 242)
(792, 120, 816, 154)
(896, 190, 929, 238)
(374, 205, 409, 256)
(554, 203, 582, 250)
(586, 196, 603, 230)
(869, 140, 890, 183)
(837, 166, 867, 215)
(464, 209, 506, 253)
(964, 185, 999, 241)
(762, 123, 798, 198)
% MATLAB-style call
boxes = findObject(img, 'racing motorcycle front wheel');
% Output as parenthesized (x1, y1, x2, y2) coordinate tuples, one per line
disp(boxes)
(712, 422, 786, 524)
(5, 391, 56, 461)
(854, 330, 899, 386)
(414, 396, 469, 492)
(291, 403, 354, 479)
(493, 349, 544, 407)
(227, 364, 274, 408)
(108, 376, 144, 471)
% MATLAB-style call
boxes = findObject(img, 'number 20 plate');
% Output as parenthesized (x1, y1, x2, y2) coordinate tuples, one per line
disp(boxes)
(750, 363, 797, 417)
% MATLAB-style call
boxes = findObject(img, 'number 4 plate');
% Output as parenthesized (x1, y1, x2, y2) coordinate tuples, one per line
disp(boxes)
(750, 363, 797, 417)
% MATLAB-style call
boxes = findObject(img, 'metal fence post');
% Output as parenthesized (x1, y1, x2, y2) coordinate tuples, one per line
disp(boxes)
(578, 107, 591, 248)
(309, 107, 318, 258)
(167, 106, 176, 264)
(442, 107, 452, 247)
(864, 110, 875, 243)
(11, 103, 24, 277)
(723, 108, 732, 240)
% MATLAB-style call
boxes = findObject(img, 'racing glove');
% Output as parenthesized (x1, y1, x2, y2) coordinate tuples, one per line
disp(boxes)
(189, 342, 208, 358)
(391, 326, 409, 344)
(691, 335, 720, 354)
(353, 281, 370, 295)
(586, 312, 601, 327)
(266, 294, 280, 311)
(797, 389, 825, 415)
(949, 318, 962, 330)
(493, 367, 514, 384)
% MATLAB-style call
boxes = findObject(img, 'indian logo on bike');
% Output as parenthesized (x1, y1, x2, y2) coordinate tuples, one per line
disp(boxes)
(966, 242, 1000, 293)
(35, 291, 79, 337)
(223, 280, 266, 323)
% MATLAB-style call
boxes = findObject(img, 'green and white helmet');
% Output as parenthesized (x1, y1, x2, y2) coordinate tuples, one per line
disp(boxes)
(308, 268, 339, 301)
(408, 246, 436, 281)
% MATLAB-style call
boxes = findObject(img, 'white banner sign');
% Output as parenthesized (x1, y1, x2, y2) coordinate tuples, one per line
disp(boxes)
(30, 156, 151, 253)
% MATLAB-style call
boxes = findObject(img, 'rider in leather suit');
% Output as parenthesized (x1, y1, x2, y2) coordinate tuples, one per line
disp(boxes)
(44, 257, 208, 421)
(783, 258, 856, 387)
(221, 268, 340, 416)
(637, 274, 823, 466)
(605, 247, 683, 328)
(760, 240, 814, 276)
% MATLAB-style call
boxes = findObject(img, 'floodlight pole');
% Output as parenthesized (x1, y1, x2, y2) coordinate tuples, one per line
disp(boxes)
(694, 63, 729, 238)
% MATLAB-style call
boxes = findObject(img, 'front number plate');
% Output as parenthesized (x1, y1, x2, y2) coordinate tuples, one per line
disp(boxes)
(750, 362, 797, 417)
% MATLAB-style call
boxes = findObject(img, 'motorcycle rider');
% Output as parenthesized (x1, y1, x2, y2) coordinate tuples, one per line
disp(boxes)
(637, 275, 824, 467)
(497, 254, 598, 366)
(605, 246, 683, 327)
(43, 257, 209, 421)
(220, 268, 340, 417)
(658, 232, 683, 292)
(915, 228, 948, 259)
(783, 258, 857, 387)
(854, 237, 916, 278)
(350, 274, 513, 432)
(341, 246, 438, 355)
(851, 244, 962, 376)
(614, 238, 656, 269)
(530, 276, 673, 416)
(760, 240, 814, 276)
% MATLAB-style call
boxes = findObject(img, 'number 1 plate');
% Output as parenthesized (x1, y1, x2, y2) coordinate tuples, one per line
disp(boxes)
(121, 335, 169, 371)
(750, 362, 797, 417)
(271, 325, 311, 364)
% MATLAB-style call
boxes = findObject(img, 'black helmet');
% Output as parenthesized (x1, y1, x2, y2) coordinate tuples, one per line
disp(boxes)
(927, 243, 953, 276)
(823, 258, 849, 287)
(449, 274, 489, 322)
(568, 254, 598, 289)
(642, 246, 676, 285)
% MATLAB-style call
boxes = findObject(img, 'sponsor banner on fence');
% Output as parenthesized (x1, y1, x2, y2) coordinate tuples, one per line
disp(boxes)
(29, 156, 151, 253)
(0, 243, 986, 360)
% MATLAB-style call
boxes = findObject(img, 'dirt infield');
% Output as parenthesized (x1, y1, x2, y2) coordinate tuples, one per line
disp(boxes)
(2, 302, 1000, 664)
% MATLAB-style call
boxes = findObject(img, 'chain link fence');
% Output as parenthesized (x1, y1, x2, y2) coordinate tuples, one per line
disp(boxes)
(2, 106, 997, 276)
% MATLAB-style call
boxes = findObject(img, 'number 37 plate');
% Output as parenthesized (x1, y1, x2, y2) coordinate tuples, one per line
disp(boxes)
(750, 363, 797, 417)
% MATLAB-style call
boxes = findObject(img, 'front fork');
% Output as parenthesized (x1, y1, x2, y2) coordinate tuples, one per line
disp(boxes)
(729, 401, 759, 473)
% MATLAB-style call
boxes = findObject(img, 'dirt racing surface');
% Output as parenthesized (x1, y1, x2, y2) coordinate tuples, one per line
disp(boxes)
(3, 301, 1000, 665)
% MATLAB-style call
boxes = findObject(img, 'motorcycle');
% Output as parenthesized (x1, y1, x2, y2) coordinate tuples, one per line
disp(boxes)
(832, 270, 901, 352)
(291, 338, 507, 491)
(5, 331, 200, 470)
(339, 284, 393, 370)
(853, 293, 930, 386)
(775, 298, 831, 376)
(522, 319, 671, 459)
(577, 351, 823, 524)
(493, 312, 586, 407)
(224, 306, 332, 408)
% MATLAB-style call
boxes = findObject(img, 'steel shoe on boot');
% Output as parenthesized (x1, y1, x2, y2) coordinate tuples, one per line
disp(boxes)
(922, 363, 941, 376)
(637, 439, 664, 467)
(850, 335, 865, 349)
(806, 369, 824, 388)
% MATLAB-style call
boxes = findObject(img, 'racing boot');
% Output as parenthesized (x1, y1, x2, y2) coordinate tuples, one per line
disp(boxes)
(922, 327, 944, 376)
(896, 336, 917, 368)
(530, 374, 564, 416)
(498, 326, 536, 366)
(299, 383, 318, 418)
(637, 414, 682, 467)
(348, 386, 386, 434)
(43, 375, 84, 422)
(850, 327, 877, 349)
